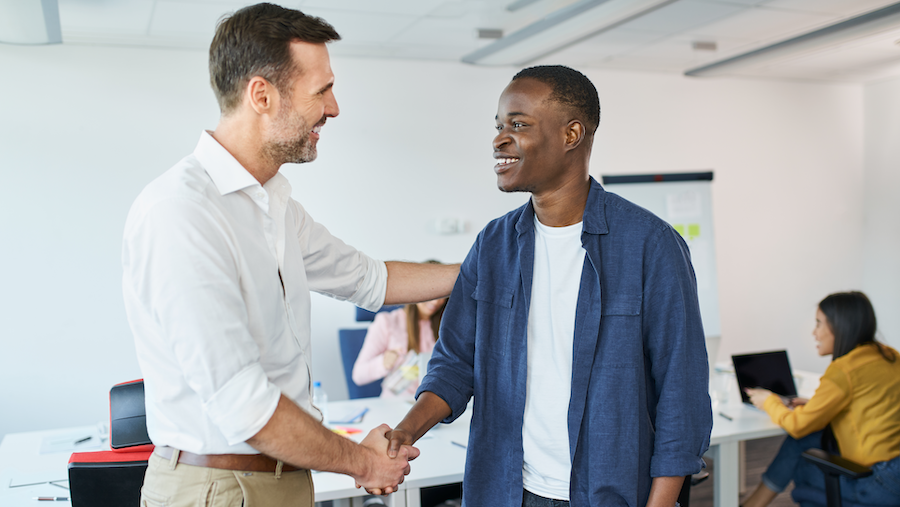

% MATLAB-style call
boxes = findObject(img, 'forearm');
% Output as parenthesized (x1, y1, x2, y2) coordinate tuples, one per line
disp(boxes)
(646, 476, 684, 507)
(391, 391, 452, 447)
(384, 261, 459, 305)
(247, 395, 368, 478)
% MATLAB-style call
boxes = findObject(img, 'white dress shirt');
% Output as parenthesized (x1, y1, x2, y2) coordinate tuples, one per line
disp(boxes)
(122, 131, 387, 455)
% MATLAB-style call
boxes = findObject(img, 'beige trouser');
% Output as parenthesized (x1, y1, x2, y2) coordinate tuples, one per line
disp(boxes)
(140, 452, 314, 507)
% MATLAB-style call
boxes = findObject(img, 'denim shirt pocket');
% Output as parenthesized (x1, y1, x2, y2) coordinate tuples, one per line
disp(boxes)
(599, 293, 643, 366)
(472, 284, 514, 357)
(600, 293, 642, 316)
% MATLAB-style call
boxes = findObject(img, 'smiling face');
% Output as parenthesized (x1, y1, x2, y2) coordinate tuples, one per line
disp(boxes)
(813, 307, 836, 356)
(493, 78, 573, 194)
(262, 41, 339, 165)
(416, 298, 448, 319)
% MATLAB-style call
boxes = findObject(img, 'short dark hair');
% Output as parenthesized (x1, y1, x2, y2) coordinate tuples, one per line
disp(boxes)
(209, 3, 340, 114)
(511, 65, 600, 135)
(819, 291, 894, 361)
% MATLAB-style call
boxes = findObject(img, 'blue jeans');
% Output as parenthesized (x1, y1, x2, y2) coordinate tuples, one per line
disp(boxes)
(763, 433, 900, 506)
(761, 432, 824, 493)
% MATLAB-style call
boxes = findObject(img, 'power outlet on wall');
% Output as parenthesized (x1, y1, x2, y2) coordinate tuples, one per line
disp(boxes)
(429, 217, 466, 235)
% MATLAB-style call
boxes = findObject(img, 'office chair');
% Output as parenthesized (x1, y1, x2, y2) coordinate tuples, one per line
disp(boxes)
(339, 328, 383, 399)
(790, 426, 872, 507)
(338, 305, 402, 399)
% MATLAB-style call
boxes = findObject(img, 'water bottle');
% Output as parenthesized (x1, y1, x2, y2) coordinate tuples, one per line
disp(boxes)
(312, 381, 329, 427)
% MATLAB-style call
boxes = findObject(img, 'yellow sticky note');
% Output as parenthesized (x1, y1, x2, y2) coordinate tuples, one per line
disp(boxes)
(673, 224, 686, 236)
(688, 224, 701, 238)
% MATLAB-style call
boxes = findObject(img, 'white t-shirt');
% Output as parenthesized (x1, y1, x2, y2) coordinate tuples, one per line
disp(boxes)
(522, 215, 586, 500)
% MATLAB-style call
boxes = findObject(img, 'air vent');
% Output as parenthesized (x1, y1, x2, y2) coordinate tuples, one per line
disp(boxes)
(477, 28, 504, 39)
(692, 41, 718, 51)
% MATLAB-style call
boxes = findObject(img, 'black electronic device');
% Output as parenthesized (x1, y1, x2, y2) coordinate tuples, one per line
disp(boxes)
(732, 350, 798, 404)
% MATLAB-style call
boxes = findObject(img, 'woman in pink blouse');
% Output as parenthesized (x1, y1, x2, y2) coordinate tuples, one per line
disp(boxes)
(352, 295, 448, 400)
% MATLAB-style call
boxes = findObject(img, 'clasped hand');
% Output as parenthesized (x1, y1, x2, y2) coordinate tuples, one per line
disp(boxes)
(354, 424, 419, 496)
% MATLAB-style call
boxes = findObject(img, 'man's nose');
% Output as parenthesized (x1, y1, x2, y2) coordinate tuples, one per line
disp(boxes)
(492, 132, 509, 150)
(325, 90, 339, 118)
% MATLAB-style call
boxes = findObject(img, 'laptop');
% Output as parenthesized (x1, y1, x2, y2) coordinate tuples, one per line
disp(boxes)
(732, 350, 798, 405)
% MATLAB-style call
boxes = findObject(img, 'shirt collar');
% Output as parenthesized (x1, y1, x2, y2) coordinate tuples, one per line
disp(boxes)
(582, 176, 609, 235)
(194, 130, 261, 196)
(515, 176, 609, 236)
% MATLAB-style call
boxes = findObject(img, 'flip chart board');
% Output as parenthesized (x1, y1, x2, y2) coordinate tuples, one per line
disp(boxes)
(602, 172, 721, 339)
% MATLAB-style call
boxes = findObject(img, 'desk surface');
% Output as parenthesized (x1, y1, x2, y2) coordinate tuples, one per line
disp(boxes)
(0, 370, 820, 507)
(0, 399, 470, 506)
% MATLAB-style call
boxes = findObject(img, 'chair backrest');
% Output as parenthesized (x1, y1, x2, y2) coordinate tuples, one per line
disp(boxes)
(338, 328, 383, 399)
(355, 305, 403, 322)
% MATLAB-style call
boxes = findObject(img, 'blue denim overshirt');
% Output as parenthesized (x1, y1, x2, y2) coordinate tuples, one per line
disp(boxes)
(418, 177, 712, 506)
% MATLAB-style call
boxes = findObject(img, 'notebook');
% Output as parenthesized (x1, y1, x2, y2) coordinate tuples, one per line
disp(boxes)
(732, 350, 798, 404)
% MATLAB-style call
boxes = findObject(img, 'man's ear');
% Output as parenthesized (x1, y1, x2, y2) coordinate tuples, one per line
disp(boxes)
(564, 120, 585, 151)
(246, 76, 277, 116)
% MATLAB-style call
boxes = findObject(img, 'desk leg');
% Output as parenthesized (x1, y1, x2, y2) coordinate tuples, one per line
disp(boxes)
(714, 442, 740, 507)
(387, 491, 408, 507)
(405, 488, 421, 507)
(739, 440, 747, 494)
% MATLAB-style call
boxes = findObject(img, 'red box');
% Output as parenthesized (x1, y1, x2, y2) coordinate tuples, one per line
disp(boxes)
(68, 449, 153, 507)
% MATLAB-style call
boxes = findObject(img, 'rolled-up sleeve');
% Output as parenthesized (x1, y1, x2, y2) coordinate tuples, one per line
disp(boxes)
(643, 226, 713, 477)
(764, 372, 849, 439)
(417, 237, 479, 422)
(124, 197, 281, 445)
(292, 200, 387, 311)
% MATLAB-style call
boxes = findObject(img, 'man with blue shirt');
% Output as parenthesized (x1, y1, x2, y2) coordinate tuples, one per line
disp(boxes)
(381, 66, 713, 506)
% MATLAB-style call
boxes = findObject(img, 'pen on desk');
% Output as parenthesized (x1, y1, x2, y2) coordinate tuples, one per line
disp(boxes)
(74, 436, 92, 444)
(451, 441, 467, 449)
(33, 497, 68, 502)
(346, 407, 368, 424)
(718, 412, 733, 421)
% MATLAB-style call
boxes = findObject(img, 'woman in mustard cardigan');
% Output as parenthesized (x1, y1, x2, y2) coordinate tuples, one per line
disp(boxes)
(743, 291, 900, 507)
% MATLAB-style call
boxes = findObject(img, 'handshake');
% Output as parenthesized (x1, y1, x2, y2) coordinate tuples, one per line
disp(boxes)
(353, 424, 419, 496)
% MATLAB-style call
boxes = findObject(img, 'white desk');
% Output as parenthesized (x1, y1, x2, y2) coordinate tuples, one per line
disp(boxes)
(707, 368, 820, 507)
(0, 373, 819, 507)
(0, 400, 468, 507)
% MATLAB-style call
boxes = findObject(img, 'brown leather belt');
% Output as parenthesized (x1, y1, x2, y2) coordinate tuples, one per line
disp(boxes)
(155, 446, 302, 473)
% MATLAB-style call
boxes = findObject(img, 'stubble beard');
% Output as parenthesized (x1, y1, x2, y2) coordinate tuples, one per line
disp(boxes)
(262, 102, 317, 166)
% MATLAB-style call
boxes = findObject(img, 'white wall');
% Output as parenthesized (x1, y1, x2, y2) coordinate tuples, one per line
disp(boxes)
(0, 42, 869, 439)
(863, 76, 900, 351)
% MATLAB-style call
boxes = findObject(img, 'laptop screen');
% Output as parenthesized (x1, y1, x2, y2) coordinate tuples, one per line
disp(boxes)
(732, 350, 798, 404)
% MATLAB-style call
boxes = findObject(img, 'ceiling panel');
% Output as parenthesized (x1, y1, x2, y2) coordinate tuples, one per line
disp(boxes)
(684, 6, 839, 42)
(769, 0, 900, 17)
(619, 0, 747, 34)
(299, 0, 448, 17)
(35, 0, 900, 83)
(391, 15, 493, 50)
(620, 33, 755, 65)
(58, 0, 155, 35)
(298, 7, 419, 44)
(150, 1, 252, 41)
(561, 28, 670, 59)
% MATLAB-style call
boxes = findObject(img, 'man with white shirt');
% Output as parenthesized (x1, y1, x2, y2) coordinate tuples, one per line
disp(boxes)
(384, 66, 712, 506)
(121, 4, 458, 506)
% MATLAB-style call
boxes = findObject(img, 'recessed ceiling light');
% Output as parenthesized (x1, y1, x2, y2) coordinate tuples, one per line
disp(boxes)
(692, 41, 717, 51)
(687, 2, 900, 77)
(476, 28, 504, 40)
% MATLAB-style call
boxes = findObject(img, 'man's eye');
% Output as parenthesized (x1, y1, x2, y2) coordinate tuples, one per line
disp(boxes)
(495, 125, 503, 132)
(513, 122, 524, 128)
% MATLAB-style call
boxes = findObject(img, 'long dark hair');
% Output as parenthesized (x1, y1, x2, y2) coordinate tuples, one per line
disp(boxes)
(404, 260, 448, 353)
(819, 291, 894, 362)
